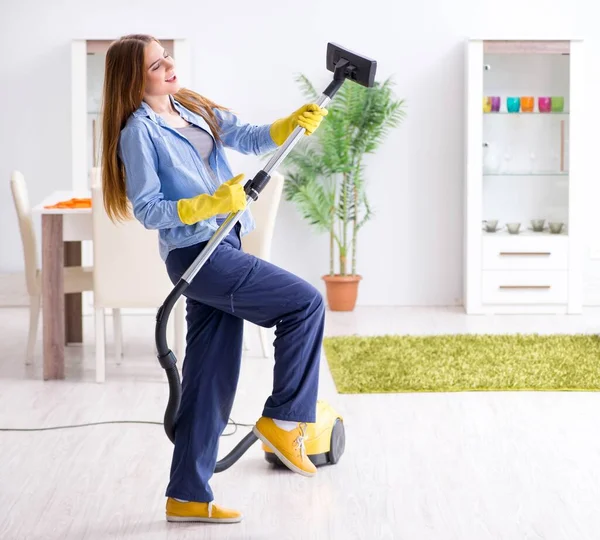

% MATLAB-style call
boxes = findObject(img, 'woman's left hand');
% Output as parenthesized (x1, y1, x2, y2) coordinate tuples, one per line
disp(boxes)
(270, 103, 328, 146)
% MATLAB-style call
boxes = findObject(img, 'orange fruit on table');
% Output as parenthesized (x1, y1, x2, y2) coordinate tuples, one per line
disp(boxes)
(45, 197, 92, 209)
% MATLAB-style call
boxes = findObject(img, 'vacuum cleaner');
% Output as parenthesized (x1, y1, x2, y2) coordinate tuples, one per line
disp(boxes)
(155, 42, 377, 472)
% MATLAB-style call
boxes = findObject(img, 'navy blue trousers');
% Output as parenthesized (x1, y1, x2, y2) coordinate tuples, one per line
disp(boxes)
(163, 224, 325, 502)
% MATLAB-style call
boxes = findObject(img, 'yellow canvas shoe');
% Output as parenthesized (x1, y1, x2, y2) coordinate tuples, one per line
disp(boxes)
(253, 417, 317, 477)
(165, 498, 243, 523)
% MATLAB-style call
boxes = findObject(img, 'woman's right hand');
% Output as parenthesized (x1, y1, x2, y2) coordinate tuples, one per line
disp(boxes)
(177, 174, 247, 225)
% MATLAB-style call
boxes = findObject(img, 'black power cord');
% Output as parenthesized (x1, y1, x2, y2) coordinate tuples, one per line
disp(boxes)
(0, 418, 255, 437)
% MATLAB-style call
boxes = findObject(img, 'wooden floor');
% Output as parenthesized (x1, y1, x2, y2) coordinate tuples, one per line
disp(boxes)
(1, 306, 600, 540)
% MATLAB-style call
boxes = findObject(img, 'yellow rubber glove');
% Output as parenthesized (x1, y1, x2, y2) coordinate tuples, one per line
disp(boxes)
(270, 103, 328, 146)
(177, 174, 247, 225)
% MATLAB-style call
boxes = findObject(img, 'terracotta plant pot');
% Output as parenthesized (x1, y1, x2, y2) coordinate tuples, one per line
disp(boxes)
(322, 274, 362, 311)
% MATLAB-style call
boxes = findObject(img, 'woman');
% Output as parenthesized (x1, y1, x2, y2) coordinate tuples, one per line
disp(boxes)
(101, 34, 328, 524)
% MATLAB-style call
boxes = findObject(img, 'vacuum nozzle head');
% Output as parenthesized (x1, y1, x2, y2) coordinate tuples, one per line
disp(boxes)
(326, 42, 377, 88)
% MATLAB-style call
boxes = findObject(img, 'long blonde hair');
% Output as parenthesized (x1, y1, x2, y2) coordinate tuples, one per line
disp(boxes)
(101, 34, 228, 221)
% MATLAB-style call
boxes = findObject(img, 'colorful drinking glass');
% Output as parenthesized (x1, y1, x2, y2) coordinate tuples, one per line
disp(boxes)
(483, 97, 492, 113)
(521, 96, 534, 112)
(491, 96, 500, 112)
(551, 96, 564, 112)
(538, 97, 551, 113)
(507, 97, 520, 113)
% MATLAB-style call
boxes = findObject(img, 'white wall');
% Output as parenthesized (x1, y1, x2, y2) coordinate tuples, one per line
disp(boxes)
(0, 0, 594, 306)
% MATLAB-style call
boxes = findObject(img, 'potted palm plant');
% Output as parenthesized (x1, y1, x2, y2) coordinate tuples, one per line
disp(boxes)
(282, 74, 406, 311)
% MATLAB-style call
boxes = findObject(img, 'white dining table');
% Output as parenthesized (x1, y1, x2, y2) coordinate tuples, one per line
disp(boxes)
(32, 190, 92, 380)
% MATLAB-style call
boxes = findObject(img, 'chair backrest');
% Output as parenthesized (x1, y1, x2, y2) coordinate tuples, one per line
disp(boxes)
(241, 171, 284, 261)
(9, 171, 39, 296)
(90, 168, 175, 308)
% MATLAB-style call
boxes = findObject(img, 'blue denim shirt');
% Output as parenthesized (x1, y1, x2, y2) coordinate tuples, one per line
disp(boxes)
(118, 95, 278, 261)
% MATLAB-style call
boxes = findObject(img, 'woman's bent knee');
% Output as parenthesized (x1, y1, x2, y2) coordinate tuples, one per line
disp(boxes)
(305, 284, 325, 317)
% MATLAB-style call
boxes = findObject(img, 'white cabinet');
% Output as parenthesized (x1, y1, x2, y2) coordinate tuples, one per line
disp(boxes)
(464, 39, 584, 314)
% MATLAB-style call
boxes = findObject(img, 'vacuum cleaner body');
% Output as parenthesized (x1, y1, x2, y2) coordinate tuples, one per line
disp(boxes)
(262, 400, 346, 467)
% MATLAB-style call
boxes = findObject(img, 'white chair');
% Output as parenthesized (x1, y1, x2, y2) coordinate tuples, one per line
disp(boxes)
(241, 171, 285, 358)
(10, 170, 123, 364)
(91, 171, 185, 383)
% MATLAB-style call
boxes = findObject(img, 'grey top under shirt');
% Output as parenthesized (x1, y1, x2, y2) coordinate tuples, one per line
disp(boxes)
(176, 125, 217, 182)
(176, 124, 227, 223)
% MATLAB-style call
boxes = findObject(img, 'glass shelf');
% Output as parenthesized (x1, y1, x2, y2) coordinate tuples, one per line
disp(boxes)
(482, 229, 568, 237)
(483, 172, 568, 177)
(484, 111, 569, 115)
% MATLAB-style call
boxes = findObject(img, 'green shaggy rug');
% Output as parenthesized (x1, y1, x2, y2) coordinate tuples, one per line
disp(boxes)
(322, 334, 600, 393)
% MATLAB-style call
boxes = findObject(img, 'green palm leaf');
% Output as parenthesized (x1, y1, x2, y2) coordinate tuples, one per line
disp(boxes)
(281, 74, 406, 276)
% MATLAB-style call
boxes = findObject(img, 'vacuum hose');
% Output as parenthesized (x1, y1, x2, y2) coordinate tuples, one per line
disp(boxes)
(155, 279, 188, 443)
(155, 276, 261, 472)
